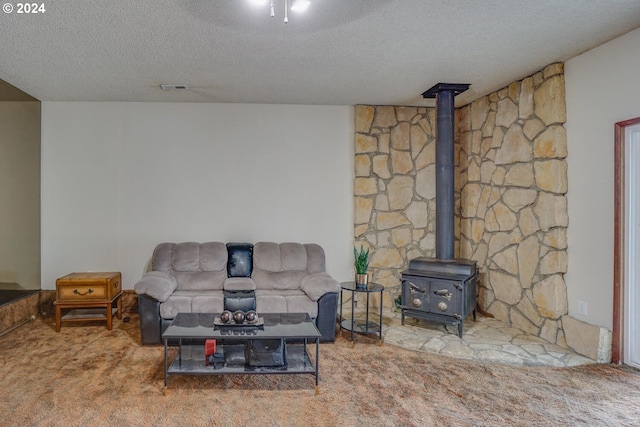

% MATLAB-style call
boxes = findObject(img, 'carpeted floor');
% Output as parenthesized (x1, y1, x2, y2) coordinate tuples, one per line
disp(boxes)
(0, 314, 639, 427)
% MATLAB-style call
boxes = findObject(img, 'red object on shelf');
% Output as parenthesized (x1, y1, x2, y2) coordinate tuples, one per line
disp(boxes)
(205, 339, 217, 365)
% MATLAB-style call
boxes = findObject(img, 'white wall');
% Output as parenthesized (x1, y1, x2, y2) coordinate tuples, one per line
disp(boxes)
(565, 28, 640, 329)
(41, 102, 354, 290)
(0, 101, 40, 289)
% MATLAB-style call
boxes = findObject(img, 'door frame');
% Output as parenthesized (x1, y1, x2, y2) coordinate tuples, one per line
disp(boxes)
(613, 117, 640, 364)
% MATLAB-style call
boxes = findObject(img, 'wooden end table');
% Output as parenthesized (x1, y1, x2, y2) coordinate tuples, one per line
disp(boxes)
(54, 272, 122, 332)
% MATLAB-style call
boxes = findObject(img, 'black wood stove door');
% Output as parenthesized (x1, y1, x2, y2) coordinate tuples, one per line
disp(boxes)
(402, 275, 461, 317)
(402, 276, 430, 311)
(428, 280, 460, 317)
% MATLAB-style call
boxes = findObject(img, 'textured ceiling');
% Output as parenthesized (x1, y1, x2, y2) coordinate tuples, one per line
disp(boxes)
(1, 0, 640, 106)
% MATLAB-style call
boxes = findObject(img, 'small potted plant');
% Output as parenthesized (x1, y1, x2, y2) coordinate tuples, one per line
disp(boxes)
(354, 245, 370, 287)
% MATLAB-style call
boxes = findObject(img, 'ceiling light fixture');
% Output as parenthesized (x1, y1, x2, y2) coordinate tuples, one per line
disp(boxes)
(251, 0, 311, 23)
(290, 0, 310, 13)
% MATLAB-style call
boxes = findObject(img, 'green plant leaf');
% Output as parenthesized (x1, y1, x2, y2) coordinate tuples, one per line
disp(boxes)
(353, 244, 370, 274)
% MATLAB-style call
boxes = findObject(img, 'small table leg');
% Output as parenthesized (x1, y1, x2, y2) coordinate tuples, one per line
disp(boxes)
(55, 304, 61, 332)
(350, 289, 355, 344)
(164, 337, 169, 393)
(378, 290, 384, 345)
(315, 337, 320, 394)
(365, 292, 370, 333)
(339, 290, 343, 339)
(106, 302, 113, 330)
(116, 295, 122, 320)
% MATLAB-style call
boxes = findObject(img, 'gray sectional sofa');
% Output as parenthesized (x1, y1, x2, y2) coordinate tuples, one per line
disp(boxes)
(134, 241, 341, 344)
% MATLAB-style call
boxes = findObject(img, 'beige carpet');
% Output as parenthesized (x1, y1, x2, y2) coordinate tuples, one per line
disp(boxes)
(0, 314, 639, 427)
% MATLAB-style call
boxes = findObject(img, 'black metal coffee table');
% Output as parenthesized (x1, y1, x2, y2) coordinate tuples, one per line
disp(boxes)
(162, 312, 321, 395)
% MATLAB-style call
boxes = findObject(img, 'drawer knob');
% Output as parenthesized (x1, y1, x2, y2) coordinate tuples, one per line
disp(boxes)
(438, 302, 448, 311)
(73, 288, 94, 296)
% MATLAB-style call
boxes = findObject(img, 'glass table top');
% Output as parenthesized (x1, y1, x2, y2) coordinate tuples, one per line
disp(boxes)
(162, 312, 321, 340)
(341, 281, 384, 292)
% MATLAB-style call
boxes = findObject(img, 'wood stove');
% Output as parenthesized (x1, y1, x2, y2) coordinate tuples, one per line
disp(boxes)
(401, 258, 477, 337)
(400, 82, 478, 337)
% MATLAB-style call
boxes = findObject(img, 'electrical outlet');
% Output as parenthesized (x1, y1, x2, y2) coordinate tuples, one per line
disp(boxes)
(578, 300, 588, 316)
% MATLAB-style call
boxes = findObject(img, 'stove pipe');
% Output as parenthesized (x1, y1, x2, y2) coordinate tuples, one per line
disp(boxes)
(422, 83, 470, 260)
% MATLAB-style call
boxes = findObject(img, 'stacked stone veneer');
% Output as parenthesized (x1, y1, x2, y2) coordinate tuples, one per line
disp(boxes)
(457, 63, 569, 345)
(354, 63, 573, 348)
(354, 104, 441, 309)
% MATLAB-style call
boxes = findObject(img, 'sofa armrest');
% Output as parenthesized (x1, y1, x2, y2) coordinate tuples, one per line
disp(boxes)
(134, 271, 178, 302)
(300, 273, 341, 301)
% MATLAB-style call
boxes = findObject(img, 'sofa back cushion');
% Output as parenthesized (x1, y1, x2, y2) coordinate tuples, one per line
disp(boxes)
(252, 242, 326, 290)
(152, 242, 227, 291)
(226, 242, 253, 277)
(304, 243, 327, 274)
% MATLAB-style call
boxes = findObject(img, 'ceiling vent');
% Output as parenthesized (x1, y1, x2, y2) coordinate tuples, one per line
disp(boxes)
(160, 84, 189, 91)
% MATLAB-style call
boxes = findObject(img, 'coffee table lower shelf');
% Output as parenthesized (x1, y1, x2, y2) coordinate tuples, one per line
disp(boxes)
(168, 344, 316, 374)
(164, 343, 318, 395)
(161, 312, 322, 396)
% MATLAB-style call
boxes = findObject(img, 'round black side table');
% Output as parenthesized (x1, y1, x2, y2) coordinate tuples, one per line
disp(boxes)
(339, 281, 384, 347)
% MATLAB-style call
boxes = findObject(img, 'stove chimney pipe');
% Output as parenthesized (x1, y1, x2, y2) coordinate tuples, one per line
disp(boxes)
(422, 83, 470, 260)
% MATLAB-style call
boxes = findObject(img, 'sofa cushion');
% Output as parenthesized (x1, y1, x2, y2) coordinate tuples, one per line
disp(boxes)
(226, 242, 253, 277)
(174, 271, 227, 291)
(192, 294, 225, 313)
(280, 243, 308, 270)
(254, 242, 307, 272)
(151, 242, 228, 272)
(160, 290, 224, 318)
(151, 242, 175, 272)
(252, 270, 307, 291)
(199, 242, 229, 271)
(304, 243, 326, 274)
(255, 289, 318, 318)
(172, 242, 201, 271)
(159, 294, 193, 319)
(253, 242, 311, 290)
(169, 242, 227, 272)
(223, 277, 257, 291)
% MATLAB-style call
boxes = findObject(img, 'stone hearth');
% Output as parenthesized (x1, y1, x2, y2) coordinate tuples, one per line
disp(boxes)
(379, 308, 595, 367)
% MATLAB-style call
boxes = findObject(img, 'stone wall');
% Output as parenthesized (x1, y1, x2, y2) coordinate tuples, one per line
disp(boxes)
(354, 63, 570, 346)
(457, 63, 569, 346)
(354, 105, 441, 307)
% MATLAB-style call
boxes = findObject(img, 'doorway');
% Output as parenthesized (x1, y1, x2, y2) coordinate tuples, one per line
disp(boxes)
(614, 117, 640, 366)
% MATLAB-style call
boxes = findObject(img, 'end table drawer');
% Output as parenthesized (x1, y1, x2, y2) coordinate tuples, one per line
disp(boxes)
(56, 272, 121, 302)
(57, 284, 108, 300)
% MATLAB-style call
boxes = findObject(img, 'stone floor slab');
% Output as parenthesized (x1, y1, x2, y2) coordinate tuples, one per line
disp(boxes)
(377, 309, 597, 367)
